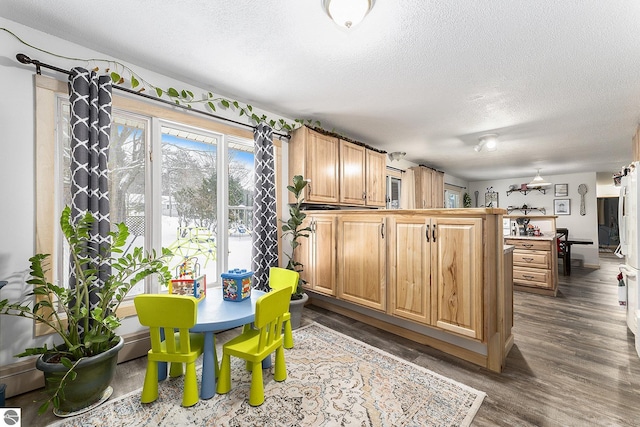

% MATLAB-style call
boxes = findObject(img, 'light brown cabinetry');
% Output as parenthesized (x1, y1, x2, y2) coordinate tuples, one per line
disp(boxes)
(505, 238, 558, 296)
(301, 208, 509, 372)
(432, 217, 484, 339)
(339, 140, 366, 205)
(411, 166, 445, 208)
(388, 216, 434, 324)
(337, 214, 387, 311)
(289, 127, 339, 204)
(290, 127, 386, 207)
(338, 140, 387, 207)
(365, 149, 387, 207)
(298, 216, 336, 296)
(386, 216, 484, 339)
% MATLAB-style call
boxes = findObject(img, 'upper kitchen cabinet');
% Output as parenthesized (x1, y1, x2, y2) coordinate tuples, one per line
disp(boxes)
(290, 127, 387, 207)
(339, 140, 387, 207)
(289, 127, 340, 204)
(339, 140, 366, 205)
(411, 166, 445, 208)
(365, 149, 387, 207)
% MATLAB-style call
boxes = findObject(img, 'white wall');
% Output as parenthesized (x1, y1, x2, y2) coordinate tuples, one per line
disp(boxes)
(469, 172, 600, 268)
(0, 17, 293, 368)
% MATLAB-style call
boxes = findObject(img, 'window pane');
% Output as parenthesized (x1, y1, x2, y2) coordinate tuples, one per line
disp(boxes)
(60, 105, 148, 297)
(227, 137, 254, 271)
(161, 126, 219, 288)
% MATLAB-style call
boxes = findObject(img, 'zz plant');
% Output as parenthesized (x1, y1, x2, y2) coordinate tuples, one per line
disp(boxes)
(0, 205, 172, 412)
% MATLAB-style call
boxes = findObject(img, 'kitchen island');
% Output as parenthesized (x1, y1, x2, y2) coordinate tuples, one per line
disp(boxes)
(297, 208, 513, 373)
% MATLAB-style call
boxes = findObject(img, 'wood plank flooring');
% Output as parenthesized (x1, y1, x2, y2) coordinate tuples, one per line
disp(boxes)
(8, 253, 640, 426)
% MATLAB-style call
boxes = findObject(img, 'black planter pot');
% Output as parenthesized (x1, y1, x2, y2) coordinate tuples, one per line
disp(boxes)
(35, 336, 124, 414)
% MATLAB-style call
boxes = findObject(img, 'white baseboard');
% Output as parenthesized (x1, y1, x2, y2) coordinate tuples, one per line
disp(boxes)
(0, 330, 150, 399)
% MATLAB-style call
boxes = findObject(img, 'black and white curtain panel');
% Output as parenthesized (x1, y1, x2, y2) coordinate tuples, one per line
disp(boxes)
(68, 67, 113, 304)
(251, 123, 278, 291)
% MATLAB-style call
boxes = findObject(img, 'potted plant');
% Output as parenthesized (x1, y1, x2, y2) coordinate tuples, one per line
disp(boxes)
(280, 175, 312, 328)
(0, 206, 171, 415)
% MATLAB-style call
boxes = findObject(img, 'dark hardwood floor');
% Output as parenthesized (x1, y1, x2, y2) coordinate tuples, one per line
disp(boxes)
(9, 253, 640, 426)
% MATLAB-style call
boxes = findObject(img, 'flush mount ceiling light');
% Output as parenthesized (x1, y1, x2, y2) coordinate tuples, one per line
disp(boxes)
(322, 0, 375, 29)
(527, 169, 552, 188)
(474, 134, 499, 152)
(388, 151, 406, 161)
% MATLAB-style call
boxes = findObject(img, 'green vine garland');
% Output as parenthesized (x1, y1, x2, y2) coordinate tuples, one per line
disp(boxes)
(2, 27, 320, 132)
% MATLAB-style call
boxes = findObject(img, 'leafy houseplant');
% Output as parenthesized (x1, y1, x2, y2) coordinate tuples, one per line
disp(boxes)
(463, 192, 472, 208)
(0, 206, 171, 413)
(281, 175, 311, 300)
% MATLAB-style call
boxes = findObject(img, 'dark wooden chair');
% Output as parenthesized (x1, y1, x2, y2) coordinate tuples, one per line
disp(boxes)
(557, 228, 569, 275)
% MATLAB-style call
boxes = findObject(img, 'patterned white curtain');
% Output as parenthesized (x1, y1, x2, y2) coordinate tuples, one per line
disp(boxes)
(251, 123, 278, 291)
(68, 67, 113, 304)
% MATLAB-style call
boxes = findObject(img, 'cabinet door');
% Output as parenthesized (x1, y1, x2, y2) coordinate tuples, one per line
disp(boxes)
(306, 131, 339, 203)
(339, 140, 366, 205)
(295, 217, 313, 290)
(312, 216, 336, 295)
(297, 216, 336, 296)
(388, 217, 433, 324)
(365, 150, 387, 207)
(432, 217, 483, 339)
(431, 170, 444, 208)
(337, 215, 387, 311)
(412, 166, 433, 208)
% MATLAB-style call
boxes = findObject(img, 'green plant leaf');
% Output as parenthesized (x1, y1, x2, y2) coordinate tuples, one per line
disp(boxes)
(167, 87, 180, 97)
(130, 75, 139, 88)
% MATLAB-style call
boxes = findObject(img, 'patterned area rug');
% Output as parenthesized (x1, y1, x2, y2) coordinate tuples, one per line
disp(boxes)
(51, 323, 485, 427)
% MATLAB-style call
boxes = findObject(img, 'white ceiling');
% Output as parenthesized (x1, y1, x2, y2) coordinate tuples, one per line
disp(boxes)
(2, 0, 640, 181)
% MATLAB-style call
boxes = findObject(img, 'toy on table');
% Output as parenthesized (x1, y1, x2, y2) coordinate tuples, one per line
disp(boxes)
(169, 257, 206, 302)
(221, 269, 253, 301)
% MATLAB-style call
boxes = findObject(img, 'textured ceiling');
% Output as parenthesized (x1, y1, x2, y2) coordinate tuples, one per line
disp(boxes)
(2, 0, 639, 181)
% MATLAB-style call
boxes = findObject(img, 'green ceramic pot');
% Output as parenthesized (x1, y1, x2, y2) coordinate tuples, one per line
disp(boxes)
(36, 336, 124, 413)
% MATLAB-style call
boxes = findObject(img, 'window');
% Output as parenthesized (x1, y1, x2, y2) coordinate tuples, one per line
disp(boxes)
(36, 75, 281, 332)
(444, 186, 463, 208)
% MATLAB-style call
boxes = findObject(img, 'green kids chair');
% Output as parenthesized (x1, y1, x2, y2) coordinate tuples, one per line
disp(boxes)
(216, 287, 291, 406)
(134, 294, 204, 407)
(268, 267, 300, 349)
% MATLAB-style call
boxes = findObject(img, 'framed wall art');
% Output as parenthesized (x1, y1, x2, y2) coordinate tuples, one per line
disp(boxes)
(485, 191, 498, 208)
(554, 199, 570, 215)
(554, 184, 568, 197)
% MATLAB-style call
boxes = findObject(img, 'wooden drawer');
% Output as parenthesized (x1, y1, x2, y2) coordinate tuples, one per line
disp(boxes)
(513, 266, 553, 289)
(505, 239, 552, 251)
(513, 250, 550, 269)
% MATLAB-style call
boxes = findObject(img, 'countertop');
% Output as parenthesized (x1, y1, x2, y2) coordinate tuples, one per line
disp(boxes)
(504, 244, 515, 254)
(504, 235, 555, 241)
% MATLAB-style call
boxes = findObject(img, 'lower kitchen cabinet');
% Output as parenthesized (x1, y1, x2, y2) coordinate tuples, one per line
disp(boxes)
(337, 214, 387, 311)
(294, 208, 510, 372)
(432, 217, 484, 340)
(388, 216, 434, 324)
(505, 237, 558, 296)
(298, 216, 336, 295)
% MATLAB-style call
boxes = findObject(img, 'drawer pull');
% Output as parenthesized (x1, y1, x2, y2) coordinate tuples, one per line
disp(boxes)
(523, 257, 534, 262)
(523, 275, 535, 280)
(523, 243, 534, 248)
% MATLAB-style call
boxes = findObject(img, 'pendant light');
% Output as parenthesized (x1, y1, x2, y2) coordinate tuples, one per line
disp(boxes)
(322, 0, 375, 29)
(527, 169, 552, 188)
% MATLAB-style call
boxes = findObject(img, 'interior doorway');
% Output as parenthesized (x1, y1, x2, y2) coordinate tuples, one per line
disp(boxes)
(597, 197, 619, 251)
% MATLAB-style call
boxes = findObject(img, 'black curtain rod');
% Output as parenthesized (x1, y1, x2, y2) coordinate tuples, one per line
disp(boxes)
(16, 53, 291, 139)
